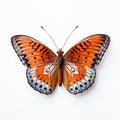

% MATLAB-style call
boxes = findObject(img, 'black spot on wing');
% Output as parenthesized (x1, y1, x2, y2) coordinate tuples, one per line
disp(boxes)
(43, 48, 48, 53)
(34, 44, 41, 50)
(79, 43, 86, 50)
(21, 54, 26, 58)
(32, 42, 36, 49)
(83, 42, 89, 48)
(75, 46, 80, 51)
(86, 40, 91, 45)
(72, 47, 77, 53)
(95, 54, 100, 58)
(46, 51, 50, 54)
(24, 59, 28, 63)
(40, 47, 45, 52)
(71, 51, 74, 54)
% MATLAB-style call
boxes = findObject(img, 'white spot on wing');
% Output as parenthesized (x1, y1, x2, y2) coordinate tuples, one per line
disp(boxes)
(65, 62, 79, 75)
(43, 63, 56, 75)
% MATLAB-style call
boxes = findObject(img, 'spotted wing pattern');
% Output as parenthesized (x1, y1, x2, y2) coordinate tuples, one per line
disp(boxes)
(26, 65, 58, 95)
(11, 35, 58, 94)
(63, 34, 110, 94)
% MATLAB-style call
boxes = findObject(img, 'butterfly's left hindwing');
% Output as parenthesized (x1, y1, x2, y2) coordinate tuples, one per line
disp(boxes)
(11, 35, 58, 94)
(63, 34, 110, 94)
(26, 65, 58, 95)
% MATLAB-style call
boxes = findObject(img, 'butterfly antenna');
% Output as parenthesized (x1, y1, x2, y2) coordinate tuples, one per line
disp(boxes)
(61, 25, 78, 49)
(41, 26, 59, 50)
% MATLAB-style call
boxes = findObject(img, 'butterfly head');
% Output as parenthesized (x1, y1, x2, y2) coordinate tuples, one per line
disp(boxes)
(57, 49, 64, 56)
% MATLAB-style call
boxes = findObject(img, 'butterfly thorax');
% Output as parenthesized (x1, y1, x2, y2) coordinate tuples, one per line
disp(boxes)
(57, 49, 64, 86)
(57, 49, 64, 68)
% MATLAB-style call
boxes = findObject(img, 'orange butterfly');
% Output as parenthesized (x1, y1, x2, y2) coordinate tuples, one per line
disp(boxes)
(11, 26, 110, 95)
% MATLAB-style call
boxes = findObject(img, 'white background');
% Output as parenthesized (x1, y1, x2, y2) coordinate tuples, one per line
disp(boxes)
(0, 0, 120, 120)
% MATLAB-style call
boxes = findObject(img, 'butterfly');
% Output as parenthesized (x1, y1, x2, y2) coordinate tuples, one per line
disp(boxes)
(11, 27, 110, 95)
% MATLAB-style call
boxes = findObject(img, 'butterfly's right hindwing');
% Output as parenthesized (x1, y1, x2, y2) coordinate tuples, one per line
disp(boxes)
(63, 63, 96, 94)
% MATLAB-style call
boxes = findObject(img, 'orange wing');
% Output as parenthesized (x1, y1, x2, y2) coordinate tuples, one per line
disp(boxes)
(11, 35, 58, 95)
(63, 34, 110, 94)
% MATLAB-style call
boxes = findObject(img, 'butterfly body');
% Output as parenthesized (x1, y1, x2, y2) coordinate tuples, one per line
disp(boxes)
(11, 34, 110, 95)
(57, 50, 64, 86)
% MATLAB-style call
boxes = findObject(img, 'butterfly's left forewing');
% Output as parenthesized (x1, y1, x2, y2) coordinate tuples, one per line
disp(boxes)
(11, 35, 58, 94)
(63, 34, 110, 94)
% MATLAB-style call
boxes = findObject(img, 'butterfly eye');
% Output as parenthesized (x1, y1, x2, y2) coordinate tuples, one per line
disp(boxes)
(56, 51, 64, 54)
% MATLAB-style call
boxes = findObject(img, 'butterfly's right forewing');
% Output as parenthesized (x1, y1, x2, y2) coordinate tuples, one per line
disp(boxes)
(64, 34, 110, 68)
